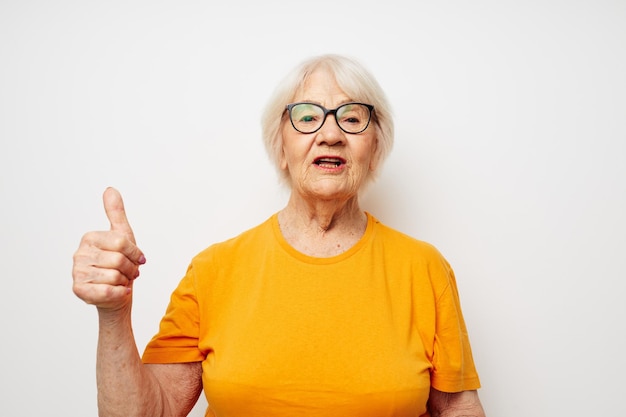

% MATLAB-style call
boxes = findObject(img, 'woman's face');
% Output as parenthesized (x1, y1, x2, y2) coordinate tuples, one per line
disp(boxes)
(280, 68, 378, 202)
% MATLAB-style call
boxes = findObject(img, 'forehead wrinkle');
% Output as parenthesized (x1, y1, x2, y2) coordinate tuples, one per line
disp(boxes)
(294, 99, 356, 109)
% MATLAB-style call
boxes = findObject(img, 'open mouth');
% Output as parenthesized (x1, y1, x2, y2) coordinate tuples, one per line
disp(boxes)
(314, 157, 345, 168)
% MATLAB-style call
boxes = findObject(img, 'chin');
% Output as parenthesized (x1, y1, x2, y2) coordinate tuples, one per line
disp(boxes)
(307, 182, 360, 201)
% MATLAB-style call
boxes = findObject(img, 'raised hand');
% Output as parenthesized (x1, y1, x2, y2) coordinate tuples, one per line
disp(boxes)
(72, 187, 146, 311)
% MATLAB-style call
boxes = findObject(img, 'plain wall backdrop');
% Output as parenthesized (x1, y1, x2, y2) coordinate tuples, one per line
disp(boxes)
(1, 1, 625, 415)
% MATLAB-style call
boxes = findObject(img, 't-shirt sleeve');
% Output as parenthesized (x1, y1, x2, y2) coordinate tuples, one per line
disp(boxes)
(141, 262, 205, 364)
(429, 255, 482, 393)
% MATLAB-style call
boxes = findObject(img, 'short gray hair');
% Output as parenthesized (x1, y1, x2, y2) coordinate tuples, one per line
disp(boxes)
(261, 54, 394, 186)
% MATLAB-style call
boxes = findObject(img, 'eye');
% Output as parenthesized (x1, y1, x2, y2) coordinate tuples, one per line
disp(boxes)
(291, 104, 322, 124)
(341, 115, 361, 124)
(299, 114, 318, 123)
(338, 109, 362, 125)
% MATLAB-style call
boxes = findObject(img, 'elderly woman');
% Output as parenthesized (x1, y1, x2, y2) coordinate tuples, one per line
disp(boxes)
(72, 54, 486, 417)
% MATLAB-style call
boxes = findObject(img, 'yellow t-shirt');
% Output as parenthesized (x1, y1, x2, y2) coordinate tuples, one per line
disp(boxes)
(142, 213, 481, 417)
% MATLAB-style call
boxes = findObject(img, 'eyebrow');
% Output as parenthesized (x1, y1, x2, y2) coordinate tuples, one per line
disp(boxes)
(296, 99, 356, 107)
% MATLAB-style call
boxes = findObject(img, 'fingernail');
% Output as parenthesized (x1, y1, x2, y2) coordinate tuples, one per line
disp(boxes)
(138, 255, 146, 265)
(134, 269, 141, 278)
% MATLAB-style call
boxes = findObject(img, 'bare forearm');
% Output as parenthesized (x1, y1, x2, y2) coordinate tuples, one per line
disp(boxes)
(96, 309, 166, 417)
(428, 389, 486, 417)
(430, 404, 486, 417)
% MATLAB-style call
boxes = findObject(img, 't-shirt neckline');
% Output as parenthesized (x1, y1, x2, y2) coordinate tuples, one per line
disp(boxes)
(270, 211, 376, 265)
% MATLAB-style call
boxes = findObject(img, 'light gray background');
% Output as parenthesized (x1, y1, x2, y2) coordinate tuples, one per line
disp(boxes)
(1, 1, 624, 416)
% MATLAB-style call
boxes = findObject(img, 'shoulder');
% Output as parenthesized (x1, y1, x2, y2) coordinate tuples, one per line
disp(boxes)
(369, 213, 448, 264)
(368, 214, 455, 294)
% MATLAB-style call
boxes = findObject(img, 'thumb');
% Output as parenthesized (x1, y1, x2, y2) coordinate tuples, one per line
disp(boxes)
(103, 187, 136, 244)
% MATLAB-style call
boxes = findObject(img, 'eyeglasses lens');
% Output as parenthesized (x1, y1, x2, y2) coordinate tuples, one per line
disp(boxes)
(290, 104, 323, 133)
(336, 104, 370, 133)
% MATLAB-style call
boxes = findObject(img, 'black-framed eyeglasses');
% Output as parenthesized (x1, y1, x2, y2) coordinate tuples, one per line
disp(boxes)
(285, 102, 374, 134)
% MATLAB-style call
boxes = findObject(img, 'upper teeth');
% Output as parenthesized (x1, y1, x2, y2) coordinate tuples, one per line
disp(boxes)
(317, 158, 341, 166)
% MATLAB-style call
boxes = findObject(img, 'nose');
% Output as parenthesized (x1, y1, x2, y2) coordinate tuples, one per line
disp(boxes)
(315, 113, 345, 146)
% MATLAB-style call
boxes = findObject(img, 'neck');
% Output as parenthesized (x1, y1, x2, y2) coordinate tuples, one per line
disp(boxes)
(282, 192, 364, 231)
(278, 193, 367, 257)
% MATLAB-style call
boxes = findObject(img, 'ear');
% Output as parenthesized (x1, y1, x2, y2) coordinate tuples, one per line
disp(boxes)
(276, 125, 289, 171)
(369, 157, 379, 173)
(279, 144, 288, 171)
(369, 137, 380, 172)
